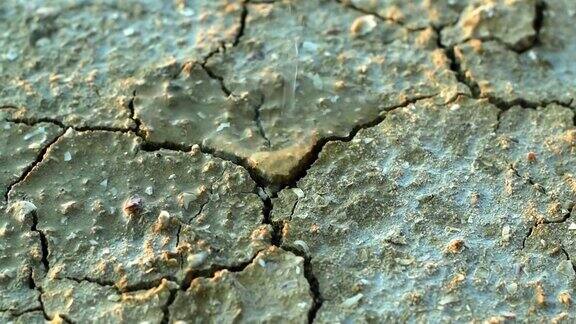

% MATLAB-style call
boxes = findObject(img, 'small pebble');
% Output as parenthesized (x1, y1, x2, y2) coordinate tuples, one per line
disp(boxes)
(293, 240, 310, 254)
(8, 201, 37, 225)
(179, 192, 195, 210)
(5, 49, 18, 61)
(155, 210, 172, 231)
(258, 259, 266, 268)
(123, 27, 135, 36)
(350, 15, 377, 37)
(123, 195, 143, 217)
(558, 292, 572, 305)
(216, 122, 230, 132)
(187, 251, 208, 268)
(501, 225, 511, 242)
(342, 293, 363, 308)
(292, 188, 305, 198)
(60, 201, 77, 215)
(445, 239, 465, 254)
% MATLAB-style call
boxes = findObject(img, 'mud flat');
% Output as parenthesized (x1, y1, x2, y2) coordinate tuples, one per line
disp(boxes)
(1, 0, 574, 322)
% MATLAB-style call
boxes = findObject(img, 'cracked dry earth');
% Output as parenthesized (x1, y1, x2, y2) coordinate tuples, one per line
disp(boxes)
(0, 0, 575, 323)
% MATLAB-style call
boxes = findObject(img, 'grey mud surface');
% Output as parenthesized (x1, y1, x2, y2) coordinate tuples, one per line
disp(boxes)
(0, 0, 574, 323)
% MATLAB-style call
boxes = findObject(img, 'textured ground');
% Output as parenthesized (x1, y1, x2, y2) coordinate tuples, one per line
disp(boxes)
(0, 0, 575, 323)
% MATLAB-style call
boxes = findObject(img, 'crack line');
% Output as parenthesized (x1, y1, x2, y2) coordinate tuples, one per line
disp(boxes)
(4, 129, 66, 202)
(27, 273, 50, 321)
(336, 0, 427, 31)
(258, 187, 278, 245)
(196, 0, 249, 98)
(199, 64, 232, 97)
(128, 90, 141, 133)
(509, 163, 548, 196)
(233, 1, 249, 47)
(518, 0, 546, 54)
(63, 276, 115, 288)
(560, 246, 576, 273)
(180, 249, 265, 291)
(274, 94, 438, 192)
(254, 95, 271, 148)
(6, 93, 439, 198)
(521, 208, 571, 249)
(437, 25, 574, 110)
(31, 211, 50, 271)
(59, 275, 181, 295)
(5, 117, 133, 133)
(160, 289, 177, 324)
(280, 245, 323, 324)
(0, 105, 19, 110)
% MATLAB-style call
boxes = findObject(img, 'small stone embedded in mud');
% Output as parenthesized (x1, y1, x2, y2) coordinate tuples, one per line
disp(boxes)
(99, 179, 108, 188)
(350, 15, 378, 37)
(178, 191, 198, 211)
(445, 238, 465, 254)
(342, 293, 364, 308)
(154, 210, 173, 232)
(60, 201, 77, 215)
(501, 224, 511, 242)
(558, 292, 572, 306)
(123, 195, 144, 217)
(8, 200, 36, 226)
(187, 251, 209, 268)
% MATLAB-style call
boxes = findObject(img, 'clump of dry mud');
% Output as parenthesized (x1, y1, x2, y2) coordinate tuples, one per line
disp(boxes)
(1, 0, 575, 322)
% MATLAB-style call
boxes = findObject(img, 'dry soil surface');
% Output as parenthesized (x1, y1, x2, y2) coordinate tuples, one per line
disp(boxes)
(1, 0, 575, 323)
